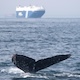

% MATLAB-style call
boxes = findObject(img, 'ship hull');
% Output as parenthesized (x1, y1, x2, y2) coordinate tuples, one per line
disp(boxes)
(16, 10, 45, 18)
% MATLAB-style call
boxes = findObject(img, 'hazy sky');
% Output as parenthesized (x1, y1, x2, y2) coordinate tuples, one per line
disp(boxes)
(0, 0, 80, 18)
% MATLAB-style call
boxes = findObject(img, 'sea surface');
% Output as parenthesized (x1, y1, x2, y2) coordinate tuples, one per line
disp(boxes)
(0, 18, 80, 80)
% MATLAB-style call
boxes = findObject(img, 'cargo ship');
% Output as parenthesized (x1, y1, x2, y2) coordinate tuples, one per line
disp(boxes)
(16, 5, 45, 18)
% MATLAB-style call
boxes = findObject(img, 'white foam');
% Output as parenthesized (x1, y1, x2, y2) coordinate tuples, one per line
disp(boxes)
(1, 69, 5, 73)
(68, 74, 80, 78)
(20, 73, 48, 79)
(53, 72, 80, 78)
(20, 73, 32, 78)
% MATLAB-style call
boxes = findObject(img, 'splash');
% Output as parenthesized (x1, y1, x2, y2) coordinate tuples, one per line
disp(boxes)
(1, 67, 24, 74)
(1, 67, 48, 79)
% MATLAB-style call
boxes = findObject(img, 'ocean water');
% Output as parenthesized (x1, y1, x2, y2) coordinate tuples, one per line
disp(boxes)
(0, 18, 80, 80)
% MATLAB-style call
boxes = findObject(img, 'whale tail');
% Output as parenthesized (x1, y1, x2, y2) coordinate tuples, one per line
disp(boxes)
(12, 54, 71, 73)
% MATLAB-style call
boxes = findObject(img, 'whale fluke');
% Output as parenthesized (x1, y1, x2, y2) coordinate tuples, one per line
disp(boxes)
(12, 54, 71, 73)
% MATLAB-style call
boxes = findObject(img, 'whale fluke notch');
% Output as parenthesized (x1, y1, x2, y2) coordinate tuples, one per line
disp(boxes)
(12, 54, 71, 73)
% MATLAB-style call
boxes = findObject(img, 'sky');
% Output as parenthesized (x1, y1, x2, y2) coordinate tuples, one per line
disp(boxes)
(0, 0, 80, 18)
